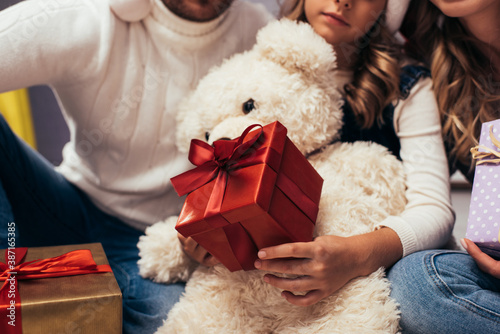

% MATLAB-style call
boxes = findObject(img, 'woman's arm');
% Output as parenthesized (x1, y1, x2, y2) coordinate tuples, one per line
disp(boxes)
(380, 77, 455, 256)
(255, 77, 454, 306)
(0, 0, 111, 93)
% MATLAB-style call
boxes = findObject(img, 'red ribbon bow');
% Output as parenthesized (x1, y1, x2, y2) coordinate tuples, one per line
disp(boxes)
(171, 124, 264, 196)
(0, 247, 112, 334)
(171, 124, 265, 229)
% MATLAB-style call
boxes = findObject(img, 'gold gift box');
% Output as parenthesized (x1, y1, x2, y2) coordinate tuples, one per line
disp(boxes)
(2, 243, 122, 334)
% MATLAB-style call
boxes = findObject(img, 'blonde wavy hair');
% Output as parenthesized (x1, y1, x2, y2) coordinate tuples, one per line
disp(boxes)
(279, 0, 401, 128)
(404, 1, 500, 172)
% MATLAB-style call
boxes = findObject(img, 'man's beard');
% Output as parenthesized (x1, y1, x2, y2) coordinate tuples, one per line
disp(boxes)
(163, 0, 234, 22)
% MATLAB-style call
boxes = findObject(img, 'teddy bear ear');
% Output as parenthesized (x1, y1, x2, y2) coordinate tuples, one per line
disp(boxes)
(109, 0, 153, 22)
(255, 19, 336, 76)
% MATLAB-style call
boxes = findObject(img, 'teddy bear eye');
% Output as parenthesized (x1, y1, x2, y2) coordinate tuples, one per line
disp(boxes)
(242, 99, 255, 114)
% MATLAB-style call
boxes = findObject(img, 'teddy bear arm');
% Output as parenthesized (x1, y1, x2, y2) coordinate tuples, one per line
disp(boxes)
(137, 216, 198, 283)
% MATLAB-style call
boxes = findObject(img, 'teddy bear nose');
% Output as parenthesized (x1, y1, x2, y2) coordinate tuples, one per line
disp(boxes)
(205, 132, 210, 141)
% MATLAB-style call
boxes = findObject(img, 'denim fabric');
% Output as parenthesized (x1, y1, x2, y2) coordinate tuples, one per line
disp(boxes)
(0, 114, 184, 333)
(388, 250, 500, 334)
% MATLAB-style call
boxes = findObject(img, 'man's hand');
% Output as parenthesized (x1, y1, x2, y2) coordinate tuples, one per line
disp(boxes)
(461, 238, 500, 278)
(178, 233, 219, 267)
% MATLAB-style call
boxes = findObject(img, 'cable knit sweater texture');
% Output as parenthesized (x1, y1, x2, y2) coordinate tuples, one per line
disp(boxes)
(0, 0, 272, 230)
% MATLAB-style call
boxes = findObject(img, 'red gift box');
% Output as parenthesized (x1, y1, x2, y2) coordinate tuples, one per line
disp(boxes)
(171, 122, 323, 272)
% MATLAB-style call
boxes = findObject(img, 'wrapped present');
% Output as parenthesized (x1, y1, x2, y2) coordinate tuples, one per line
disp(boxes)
(171, 121, 323, 271)
(467, 120, 500, 259)
(0, 243, 122, 334)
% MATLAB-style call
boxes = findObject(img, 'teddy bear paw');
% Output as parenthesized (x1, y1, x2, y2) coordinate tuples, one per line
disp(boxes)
(137, 216, 198, 283)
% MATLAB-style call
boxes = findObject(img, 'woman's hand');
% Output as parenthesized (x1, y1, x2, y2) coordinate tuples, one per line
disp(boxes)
(177, 233, 220, 267)
(461, 238, 500, 278)
(254, 235, 361, 306)
(254, 228, 403, 307)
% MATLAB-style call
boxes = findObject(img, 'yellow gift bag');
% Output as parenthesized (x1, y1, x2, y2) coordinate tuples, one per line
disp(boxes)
(0, 89, 37, 149)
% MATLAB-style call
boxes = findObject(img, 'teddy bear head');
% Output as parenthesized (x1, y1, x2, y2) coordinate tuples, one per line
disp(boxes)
(175, 19, 343, 156)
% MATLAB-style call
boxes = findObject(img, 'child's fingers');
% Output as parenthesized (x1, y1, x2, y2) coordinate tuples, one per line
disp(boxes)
(177, 233, 187, 246)
(461, 238, 500, 278)
(262, 273, 315, 292)
(254, 258, 310, 275)
(258, 242, 314, 260)
(201, 253, 220, 267)
(179, 235, 197, 253)
(281, 289, 324, 307)
(178, 235, 214, 265)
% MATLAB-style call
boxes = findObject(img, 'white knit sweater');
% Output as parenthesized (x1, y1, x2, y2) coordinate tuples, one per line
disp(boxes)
(0, 0, 272, 230)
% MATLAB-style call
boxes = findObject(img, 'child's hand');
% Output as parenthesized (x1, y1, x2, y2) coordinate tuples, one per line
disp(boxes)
(254, 228, 403, 307)
(254, 235, 367, 307)
(177, 233, 220, 267)
(461, 238, 500, 279)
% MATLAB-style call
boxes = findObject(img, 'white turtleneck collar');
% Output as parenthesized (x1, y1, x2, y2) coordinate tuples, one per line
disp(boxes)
(153, 0, 229, 37)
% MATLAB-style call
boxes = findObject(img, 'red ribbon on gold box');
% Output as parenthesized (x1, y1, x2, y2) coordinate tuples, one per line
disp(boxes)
(0, 243, 122, 334)
(171, 121, 323, 271)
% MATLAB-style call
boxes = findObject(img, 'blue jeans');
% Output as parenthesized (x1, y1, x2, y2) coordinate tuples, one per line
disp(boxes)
(388, 250, 500, 333)
(0, 114, 184, 333)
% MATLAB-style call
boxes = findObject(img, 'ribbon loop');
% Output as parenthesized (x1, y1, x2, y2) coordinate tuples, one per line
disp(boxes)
(188, 139, 216, 166)
(471, 125, 500, 165)
(171, 124, 265, 230)
(171, 124, 264, 197)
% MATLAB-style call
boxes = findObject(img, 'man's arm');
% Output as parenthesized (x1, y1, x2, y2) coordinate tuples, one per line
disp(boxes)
(0, 0, 111, 93)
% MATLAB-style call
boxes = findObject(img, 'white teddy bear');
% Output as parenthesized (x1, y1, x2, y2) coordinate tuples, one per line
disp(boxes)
(138, 19, 406, 334)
